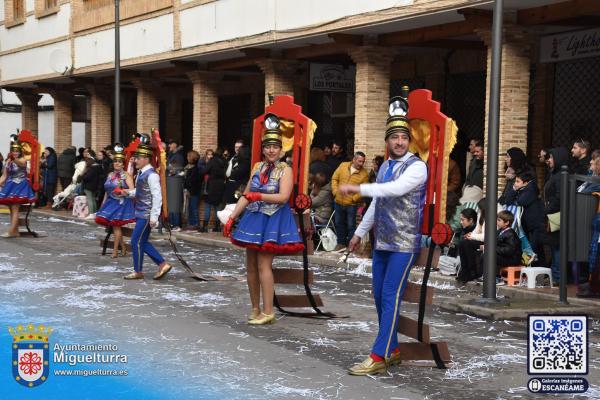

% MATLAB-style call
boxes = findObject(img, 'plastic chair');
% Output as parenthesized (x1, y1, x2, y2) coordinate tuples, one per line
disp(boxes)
(500, 266, 523, 286)
(520, 267, 553, 289)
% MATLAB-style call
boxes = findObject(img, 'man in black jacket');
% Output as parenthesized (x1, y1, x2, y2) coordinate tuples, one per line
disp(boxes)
(571, 138, 591, 175)
(57, 146, 77, 190)
(223, 140, 250, 204)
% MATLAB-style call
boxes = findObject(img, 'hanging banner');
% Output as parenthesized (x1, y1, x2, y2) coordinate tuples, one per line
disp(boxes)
(309, 63, 355, 92)
(540, 27, 600, 63)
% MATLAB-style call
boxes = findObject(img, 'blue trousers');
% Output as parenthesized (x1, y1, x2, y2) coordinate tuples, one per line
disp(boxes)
(371, 250, 417, 358)
(131, 218, 165, 273)
(334, 203, 358, 246)
(187, 195, 200, 227)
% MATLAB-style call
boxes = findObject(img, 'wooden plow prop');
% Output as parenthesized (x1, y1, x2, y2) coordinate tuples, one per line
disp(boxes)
(394, 89, 458, 368)
(252, 95, 343, 318)
(17, 130, 42, 237)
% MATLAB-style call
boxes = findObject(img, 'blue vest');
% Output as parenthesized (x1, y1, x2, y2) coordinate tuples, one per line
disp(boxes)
(8, 162, 28, 184)
(245, 161, 287, 216)
(105, 171, 130, 200)
(135, 168, 156, 219)
(373, 156, 427, 253)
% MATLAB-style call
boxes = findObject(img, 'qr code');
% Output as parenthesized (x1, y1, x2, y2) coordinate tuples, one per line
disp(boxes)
(528, 315, 587, 375)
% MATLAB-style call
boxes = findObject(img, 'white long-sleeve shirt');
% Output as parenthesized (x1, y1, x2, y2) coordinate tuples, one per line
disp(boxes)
(354, 152, 428, 239)
(128, 164, 163, 223)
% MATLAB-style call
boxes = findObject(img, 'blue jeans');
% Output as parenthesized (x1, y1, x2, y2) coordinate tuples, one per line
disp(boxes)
(204, 203, 218, 225)
(551, 246, 561, 282)
(334, 203, 358, 246)
(169, 212, 181, 228)
(131, 218, 165, 273)
(187, 195, 200, 227)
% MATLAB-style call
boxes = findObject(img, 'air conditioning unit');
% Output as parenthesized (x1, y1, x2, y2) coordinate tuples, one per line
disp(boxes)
(331, 92, 355, 118)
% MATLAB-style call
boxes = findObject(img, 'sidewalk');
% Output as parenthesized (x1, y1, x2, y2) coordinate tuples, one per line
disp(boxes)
(31, 208, 600, 319)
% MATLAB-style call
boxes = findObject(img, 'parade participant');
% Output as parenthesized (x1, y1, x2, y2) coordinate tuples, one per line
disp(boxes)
(119, 136, 172, 280)
(95, 145, 135, 258)
(339, 95, 428, 375)
(223, 114, 304, 325)
(0, 135, 36, 237)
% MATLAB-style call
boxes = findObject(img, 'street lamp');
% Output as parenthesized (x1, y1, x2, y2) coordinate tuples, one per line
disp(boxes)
(479, 0, 504, 303)
(114, 0, 121, 144)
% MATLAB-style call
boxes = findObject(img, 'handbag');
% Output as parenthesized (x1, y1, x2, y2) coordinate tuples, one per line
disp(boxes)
(547, 212, 560, 232)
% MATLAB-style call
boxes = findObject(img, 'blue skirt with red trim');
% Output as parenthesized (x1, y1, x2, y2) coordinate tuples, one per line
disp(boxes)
(231, 203, 304, 255)
(95, 197, 135, 227)
(0, 179, 36, 205)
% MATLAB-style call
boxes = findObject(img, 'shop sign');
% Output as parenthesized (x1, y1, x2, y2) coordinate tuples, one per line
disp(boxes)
(540, 27, 600, 63)
(309, 63, 355, 92)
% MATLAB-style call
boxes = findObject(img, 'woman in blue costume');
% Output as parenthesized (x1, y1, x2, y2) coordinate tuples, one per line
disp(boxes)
(224, 113, 304, 325)
(0, 135, 36, 238)
(95, 145, 135, 258)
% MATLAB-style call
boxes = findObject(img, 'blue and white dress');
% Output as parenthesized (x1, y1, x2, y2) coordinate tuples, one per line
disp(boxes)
(231, 161, 304, 254)
(0, 161, 36, 205)
(95, 171, 135, 226)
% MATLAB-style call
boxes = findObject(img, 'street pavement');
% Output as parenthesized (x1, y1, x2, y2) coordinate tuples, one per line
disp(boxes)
(1, 214, 599, 400)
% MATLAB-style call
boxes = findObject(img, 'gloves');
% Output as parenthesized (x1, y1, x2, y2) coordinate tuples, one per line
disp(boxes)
(113, 188, 126, 197)
(244, 192, 263, 203)
(223, 217, 235, 238)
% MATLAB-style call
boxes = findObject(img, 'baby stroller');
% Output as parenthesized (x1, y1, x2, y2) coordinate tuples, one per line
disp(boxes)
(311, 210, 337, 252)
(52, 182, 80, 210)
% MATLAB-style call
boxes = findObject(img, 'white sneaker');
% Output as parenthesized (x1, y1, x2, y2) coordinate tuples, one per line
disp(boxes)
(85, 213, 96, 220)
(171, 226, 181, 232)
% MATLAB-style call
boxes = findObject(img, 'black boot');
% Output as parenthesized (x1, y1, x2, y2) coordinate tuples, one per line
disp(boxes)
(199, 222, 207, 233)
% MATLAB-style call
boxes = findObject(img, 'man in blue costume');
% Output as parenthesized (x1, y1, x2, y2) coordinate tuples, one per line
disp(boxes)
(339, 93, 428, 375)
(121, 137, 172, 280)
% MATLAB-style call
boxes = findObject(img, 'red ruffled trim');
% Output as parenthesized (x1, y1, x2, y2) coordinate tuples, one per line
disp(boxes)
(0, 196, 36, 205)
(95, 216, 135, 227)
(231, 239, 305, 255)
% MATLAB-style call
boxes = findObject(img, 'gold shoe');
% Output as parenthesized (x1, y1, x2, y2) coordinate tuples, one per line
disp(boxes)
(387, 352, 402, 367)
(111, 249, 119, 258)
(153, 263, 172, 280)
(348, 356, 386, 376)
(124, 272, 144, 280)
(247, 308, 262, 322)
(248, 313, 275, 325)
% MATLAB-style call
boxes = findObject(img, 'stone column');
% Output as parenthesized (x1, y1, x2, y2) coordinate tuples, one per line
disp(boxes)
(256, 59, 298, 104)
(165, 91, 183, 144)
(132, 79, 160, 134)
(350, 46, 393, 161)
(478, 22, 532, 194)
(50, 91, 73, 153)
(87, 86, 112, 150)
(187, 71, 221, 152)
(15, 92, 42, 136)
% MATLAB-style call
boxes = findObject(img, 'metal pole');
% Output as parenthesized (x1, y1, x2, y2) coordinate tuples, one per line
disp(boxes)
(481, 0, 503, 301)
(114, 0, 121, 144)
(558, 165, 569, 304)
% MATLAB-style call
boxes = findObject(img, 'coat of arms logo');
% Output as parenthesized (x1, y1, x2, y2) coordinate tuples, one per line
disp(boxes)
(9, 324, 53, 387)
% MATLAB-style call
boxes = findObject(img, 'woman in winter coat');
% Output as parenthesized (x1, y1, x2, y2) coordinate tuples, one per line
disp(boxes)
(544, 147, 570, 282)
(310, 171, 333, 225)
(200, 149, 226, 232)
(498, 147, 533, 205)
(41, 147, 58, 206)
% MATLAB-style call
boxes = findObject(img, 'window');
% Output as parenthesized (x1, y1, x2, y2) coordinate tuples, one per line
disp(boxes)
(44, 0, 57, 9)
(13, 0, 24, 20)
